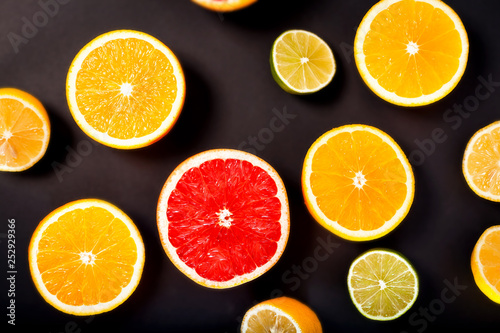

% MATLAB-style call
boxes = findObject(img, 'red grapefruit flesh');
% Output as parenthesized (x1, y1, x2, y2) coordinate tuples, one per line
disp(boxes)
(157, 149, 289, 288)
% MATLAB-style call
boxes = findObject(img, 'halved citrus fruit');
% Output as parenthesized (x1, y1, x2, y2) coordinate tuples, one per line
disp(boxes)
(29, 199, 145, 315)
(354, 0, 469, 106)
(241, 296, 322, 333)
(0, 88, 50, 171)
(302, 124, 414, 241)
(192, 0, 257, 12)
(348, 249, 419, 320)
(463, 121, 500, 202)
(66, 30, 186, 149)
(471, 225, 500, 304)
(271, 30, 336, 94)
(157, 149, 289, 288)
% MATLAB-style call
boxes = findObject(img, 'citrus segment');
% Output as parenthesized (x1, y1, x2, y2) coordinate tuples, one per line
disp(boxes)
(67, 30, 185, 149)
(471, 225, 500, 304)
(241, 296, 322, 333)
(354, 0, 468, 106)
(348, 249, 419, 320)
(302, 124, 414, 241)
(29, 199, 145, 315)
(157, 149, 289, 288)
(271, 30, 335, 94)
(463, 121, 500, 202)
(192, 0, 257, 12)
(0, 88, 50, 171)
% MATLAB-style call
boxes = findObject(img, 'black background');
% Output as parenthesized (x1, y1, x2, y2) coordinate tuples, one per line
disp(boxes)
(1, 0, 500, 332)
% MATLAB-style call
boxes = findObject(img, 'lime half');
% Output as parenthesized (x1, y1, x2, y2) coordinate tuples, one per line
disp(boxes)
(347, 249, 419, 321)
(270, 30, 335, 94)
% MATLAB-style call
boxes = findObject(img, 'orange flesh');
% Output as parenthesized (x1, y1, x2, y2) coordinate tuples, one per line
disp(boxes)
(0, 98, 45, 168)
(466, 127, 500, 195)
(478, 231, 500, 291)
(36, 207, 137, 306)
(310, 130, 407, 231)
(363, 0, 462, 97)
(75, 38, 178, 139)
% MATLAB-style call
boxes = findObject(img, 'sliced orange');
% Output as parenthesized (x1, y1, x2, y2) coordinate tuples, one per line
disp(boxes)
(463, 121, 500, 202)
(157, 149, 289, 288)
(0, 88, 50, 171)
(241, 296, 322, 333)
(192, 0, 257, 12)
(302, 124, 414, 241)
(354, 0, 468, 106)
(471, 225, 500, 304)
(66, 30, 186, 149)
(29, 199, 145, 315)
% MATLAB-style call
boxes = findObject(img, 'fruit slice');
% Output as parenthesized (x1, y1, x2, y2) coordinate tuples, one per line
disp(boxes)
(192, 0, 257, 12)
(240, 296, 322, 333)
(302, 124, 414, 241)
(157, 149, 289, 288)
(66, 30, 186, 149)
(463, 121, 500, 202)
(0, 88, 50, 171)
(29, 199, 145, 315)
(348, 249, 419, 320)
(354, 0, 468, 106)
(271, 30, 336, 94)
(471, 225, 500, 304)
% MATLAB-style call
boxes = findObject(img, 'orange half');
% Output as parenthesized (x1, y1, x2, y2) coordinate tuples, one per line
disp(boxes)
(29, 199, 145, 315)
(302, 124, 415, 241)
(241, 297, 322, 332)
(471, 225, 500, 304)
(354, 0, 468, 106)
(0, 88, 50, 171)
(66, 30, 185, 149)
(192, 0, 257, 12)
(463, 121, 500, 202)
